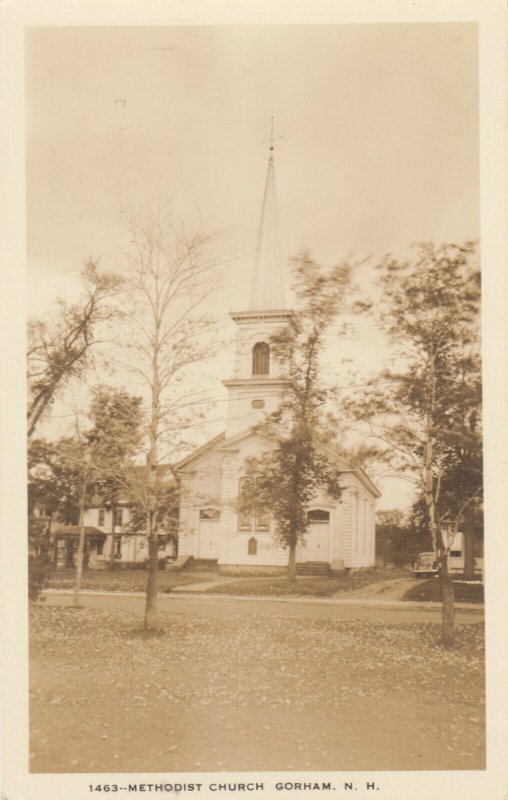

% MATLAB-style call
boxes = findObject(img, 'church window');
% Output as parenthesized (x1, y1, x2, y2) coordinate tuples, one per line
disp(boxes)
(238, 477, 254, 531)
(238, 476, 270, 532)
(238, 510, 252, 531)
(248, 537, 258, 555)
(307, 509, 330, 523)
(251, 399, 265, 409)
(114, 508, 123, 527)
(255, 508, 270, 531)
(252, 342, 270, 375)
(98, 509, 105, 526)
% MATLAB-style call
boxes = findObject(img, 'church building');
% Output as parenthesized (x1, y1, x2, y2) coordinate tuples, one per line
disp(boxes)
(175, 142, 380, 573)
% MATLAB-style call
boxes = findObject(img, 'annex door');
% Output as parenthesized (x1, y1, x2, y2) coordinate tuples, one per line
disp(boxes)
(297, 509, 330, 562)
(198, 509, 220, 559)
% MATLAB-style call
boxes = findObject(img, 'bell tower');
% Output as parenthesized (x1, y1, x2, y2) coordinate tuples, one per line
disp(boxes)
(223, 122, 297, 439)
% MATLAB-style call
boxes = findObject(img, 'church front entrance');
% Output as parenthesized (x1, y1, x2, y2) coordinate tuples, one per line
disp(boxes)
(198, 509, 220, 559)
(296, 510, 330, 562)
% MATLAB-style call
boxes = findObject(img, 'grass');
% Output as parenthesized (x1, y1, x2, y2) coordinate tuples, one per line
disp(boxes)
(29, 603, 485, 773)
(205, 567, 410, 596)
(45, 566, 484, 603)
(403, 577, 484, 604)
(46, 568, 204, 593)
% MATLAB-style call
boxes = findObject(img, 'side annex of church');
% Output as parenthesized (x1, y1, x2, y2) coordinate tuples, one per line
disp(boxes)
(176, 141, 380, 573)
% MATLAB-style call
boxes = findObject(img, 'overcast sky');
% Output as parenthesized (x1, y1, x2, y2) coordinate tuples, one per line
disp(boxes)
(25, 23, 479, 509)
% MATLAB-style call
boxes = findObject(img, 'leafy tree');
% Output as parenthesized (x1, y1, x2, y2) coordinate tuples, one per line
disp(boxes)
(375, 509, 407, 565)
(344, 241, 482, 646)
(28, 436, 87, 601)
(87, 386, 143, 567)
(435, 385, 482, 579)
(239, 251, 352, 581)
(376, 505, 433, 567)
(27, 261, 122, 438)
(28, 437, 84, 528)
(117, 203, 222, 628)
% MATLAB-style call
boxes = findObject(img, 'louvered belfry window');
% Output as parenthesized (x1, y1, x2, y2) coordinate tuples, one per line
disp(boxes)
(252, 342, 270, 375)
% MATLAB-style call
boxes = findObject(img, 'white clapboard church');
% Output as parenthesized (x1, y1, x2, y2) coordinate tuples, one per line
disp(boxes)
(176, 141, 380, 573)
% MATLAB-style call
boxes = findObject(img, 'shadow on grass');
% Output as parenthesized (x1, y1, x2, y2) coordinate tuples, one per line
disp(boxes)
(404, 579, 484, 604)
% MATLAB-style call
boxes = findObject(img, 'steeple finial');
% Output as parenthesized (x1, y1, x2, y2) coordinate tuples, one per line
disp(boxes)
(262, 116, 283, 156)
(249, 119, 285, 310)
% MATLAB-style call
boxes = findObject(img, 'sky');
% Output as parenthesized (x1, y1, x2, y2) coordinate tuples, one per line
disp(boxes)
(25, 23, 479, 510)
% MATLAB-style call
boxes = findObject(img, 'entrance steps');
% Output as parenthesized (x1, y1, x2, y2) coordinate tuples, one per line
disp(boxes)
(181, 557, 218, 572)
(296, 562, 331, 576)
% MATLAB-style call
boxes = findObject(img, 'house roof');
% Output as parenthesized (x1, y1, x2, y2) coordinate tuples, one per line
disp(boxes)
(54, 526, 107, 539)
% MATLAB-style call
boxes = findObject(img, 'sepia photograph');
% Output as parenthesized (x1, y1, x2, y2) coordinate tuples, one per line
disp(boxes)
(1, 3, 507, 800)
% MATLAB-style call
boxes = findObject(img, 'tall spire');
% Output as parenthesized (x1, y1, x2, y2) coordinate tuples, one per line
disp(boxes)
(249, 119, 285, 310)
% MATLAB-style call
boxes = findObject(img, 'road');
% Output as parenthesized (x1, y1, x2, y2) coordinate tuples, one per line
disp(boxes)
(44, 590, 483, 624)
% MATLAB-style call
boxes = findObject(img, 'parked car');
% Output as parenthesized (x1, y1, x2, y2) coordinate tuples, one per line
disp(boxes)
(413, 552, 439, 578)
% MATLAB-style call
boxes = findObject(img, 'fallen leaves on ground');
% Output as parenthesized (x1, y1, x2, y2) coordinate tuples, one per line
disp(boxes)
(46, 569, 203, 593)
(29, 605, 485, 773)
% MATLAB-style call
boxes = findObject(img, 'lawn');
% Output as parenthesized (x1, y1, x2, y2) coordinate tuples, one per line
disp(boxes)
(205, 567, 409, 596)
(403, 578, 484, 604)
(46, 568, 204, 593)
(30, 604, 485, 773)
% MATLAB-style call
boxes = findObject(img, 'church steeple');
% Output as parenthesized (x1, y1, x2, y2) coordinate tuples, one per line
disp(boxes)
(249, 120, 285, 310)
(223, 122, 296, 439)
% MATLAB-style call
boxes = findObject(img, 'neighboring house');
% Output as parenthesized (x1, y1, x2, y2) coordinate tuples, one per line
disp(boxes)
(54, 526, 107, 568)
(175, 145, 380, 573)
(53, 465, 177, 569)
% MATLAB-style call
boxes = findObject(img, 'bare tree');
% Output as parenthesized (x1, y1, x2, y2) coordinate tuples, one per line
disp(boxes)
(118, 203, 223, 629)
(27, 260, 122, 439)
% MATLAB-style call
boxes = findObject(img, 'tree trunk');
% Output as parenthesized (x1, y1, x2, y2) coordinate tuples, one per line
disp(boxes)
(463, 508, 475, 580)
(73, 474, 87, 608)
(144, 459, 160, 628)
(145, 514, 159, 630)
(423, 378, 456, 648)
(440, 556, 455, 648)
(46, 511, 54, 563)
(144, 330, 161, 629)
(287, 532, 297, 582)
(109, 499, 117, 568)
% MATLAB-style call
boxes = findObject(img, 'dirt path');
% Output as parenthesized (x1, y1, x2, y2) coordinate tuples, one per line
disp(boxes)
(341, 576, 423, 600)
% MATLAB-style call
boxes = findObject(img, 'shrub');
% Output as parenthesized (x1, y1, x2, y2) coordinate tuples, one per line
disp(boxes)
(28, 555, 52, 601)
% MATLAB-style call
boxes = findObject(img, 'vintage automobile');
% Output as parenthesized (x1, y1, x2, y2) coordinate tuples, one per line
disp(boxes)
(412, 551, 439, 578)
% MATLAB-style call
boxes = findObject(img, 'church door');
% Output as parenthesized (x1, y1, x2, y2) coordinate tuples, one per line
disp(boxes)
(297, 510, 330, 562)
(198, 509, 220, 559)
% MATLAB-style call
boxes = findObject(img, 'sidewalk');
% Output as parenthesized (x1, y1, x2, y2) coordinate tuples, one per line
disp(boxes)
(171, 579, 241, 593)
(42, 587, 484, 611)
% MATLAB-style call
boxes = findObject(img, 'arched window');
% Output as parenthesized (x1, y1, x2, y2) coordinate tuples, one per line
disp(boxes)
(307, 509, 330, 523)
(252, 342, 270, 375)
(248, 536, 258, 555)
